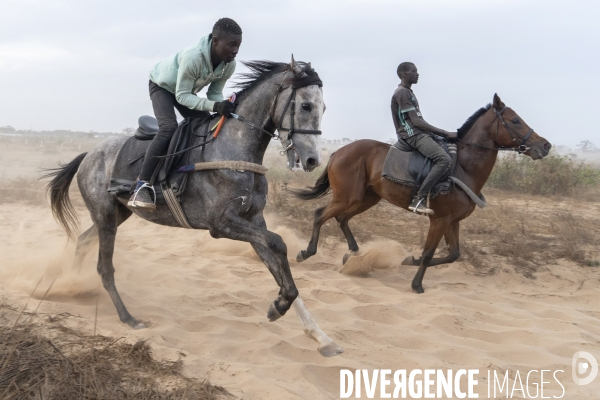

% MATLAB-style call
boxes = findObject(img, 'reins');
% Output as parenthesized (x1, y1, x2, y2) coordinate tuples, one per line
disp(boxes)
(456, 106, 535, 154)
(156, 67, 323, 160)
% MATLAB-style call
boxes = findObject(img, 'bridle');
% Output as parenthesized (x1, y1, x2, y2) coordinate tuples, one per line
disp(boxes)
(164, 68, 324, 161)
(155, 69, 323, 161)
(457, 106, 535, 154)
(267, 70, 323, 157)
(231, 69, 323, 155)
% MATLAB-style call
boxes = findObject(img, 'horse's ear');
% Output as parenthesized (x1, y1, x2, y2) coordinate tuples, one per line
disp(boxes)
(493, 93, 505, 110)
(290, 54, 303, 75)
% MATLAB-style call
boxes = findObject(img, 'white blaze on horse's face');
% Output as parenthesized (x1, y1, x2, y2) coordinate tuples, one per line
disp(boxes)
(288, 84, 324, 172)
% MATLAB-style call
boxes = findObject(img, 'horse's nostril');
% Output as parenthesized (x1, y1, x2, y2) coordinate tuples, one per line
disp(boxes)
(544, 142, 551, 151)
(306, 158, 317, 168)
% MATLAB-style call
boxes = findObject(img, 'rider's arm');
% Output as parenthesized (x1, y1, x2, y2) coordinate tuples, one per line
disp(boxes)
(406, 110, 457, 139)
(174, 51, 217, 112)
(207, 60, 236, 102)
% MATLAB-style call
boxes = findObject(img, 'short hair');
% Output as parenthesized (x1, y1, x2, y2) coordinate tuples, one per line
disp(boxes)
(397, 62, 415, 78)
(212, 18, 242, 38)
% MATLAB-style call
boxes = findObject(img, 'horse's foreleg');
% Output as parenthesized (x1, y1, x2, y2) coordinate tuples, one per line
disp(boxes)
(293, 296, 343, 357)
(412, 217, 450, 294)
(403, 221, 460, 267)
(211, 211, 298, 320)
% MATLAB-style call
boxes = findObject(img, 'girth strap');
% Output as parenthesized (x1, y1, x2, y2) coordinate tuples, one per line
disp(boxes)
(162, 183, 193, 229)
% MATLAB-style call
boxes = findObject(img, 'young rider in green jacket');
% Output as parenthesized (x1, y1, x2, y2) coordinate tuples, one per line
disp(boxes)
(129, 18, 242, 210)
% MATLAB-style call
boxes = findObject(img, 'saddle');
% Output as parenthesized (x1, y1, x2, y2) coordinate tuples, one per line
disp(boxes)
(382, 135, 456, 198)
(108, 115, 215, 204)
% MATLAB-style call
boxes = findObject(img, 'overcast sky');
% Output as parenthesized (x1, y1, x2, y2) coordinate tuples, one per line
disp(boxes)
(0, 0, 598, 147)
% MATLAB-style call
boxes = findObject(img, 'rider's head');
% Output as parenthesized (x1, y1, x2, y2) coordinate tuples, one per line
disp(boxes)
(212, 18, 243, 64)
(397, 62, 419, 85)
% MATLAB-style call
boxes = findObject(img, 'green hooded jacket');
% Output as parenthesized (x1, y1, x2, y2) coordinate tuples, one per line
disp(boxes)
(149, 34, 236, 112)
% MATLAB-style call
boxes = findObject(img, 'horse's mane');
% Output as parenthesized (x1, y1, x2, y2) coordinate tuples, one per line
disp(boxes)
(457, 103, 492, 139)
(233, 60, 321, 98)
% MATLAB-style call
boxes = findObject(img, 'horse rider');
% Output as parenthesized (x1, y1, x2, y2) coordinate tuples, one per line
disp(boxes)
(391, 62, 457, 215)
(129, 18, 243, 210)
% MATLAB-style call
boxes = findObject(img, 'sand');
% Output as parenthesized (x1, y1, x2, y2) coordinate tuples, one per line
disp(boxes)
(1, 141, 600, 399)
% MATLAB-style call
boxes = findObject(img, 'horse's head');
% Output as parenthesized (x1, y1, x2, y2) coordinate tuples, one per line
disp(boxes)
(273, 56, 324, 171)
(491, 94, 551, 159)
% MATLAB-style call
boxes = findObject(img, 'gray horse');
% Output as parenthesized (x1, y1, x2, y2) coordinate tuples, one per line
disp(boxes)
(45, 58, 343, 357)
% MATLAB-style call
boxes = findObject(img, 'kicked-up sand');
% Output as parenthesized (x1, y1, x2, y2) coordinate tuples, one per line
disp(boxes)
(0, 140, 599, 399)
(1, 203, 599, 399)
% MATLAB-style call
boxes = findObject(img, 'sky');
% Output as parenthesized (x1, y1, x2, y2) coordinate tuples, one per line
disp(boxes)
(0, 0, 598, 147)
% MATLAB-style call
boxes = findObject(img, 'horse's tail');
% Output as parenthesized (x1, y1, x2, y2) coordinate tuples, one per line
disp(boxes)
(290, 152, 334, 200)
(43, 153, 87, 240)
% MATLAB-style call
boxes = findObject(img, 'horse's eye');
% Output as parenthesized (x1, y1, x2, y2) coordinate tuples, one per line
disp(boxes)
(512, 118, 520, 124)
(302, 103, 312, 112)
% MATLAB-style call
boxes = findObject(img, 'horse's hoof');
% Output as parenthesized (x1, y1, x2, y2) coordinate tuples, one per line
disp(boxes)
(401, 256, 415, 265)
(318, 341, 344, 357)
(267, 301, 283, 322)
(126, 318, 146, 330)
(342, 252, 356, 265)
(412, 286, 425, 294)
(296, 251, 306, 263)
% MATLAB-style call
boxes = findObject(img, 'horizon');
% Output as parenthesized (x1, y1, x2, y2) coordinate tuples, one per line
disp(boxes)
(1, 1, 598, 148)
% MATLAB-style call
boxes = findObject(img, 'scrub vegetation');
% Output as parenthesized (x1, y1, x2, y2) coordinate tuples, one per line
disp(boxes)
(0, 304, 231, 399)
(0, 135, 599, 398)
(264, 146, 600, 278)
(487, 152, 600, 196)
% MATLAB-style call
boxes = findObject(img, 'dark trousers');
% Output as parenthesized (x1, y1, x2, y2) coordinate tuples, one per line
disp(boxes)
(139, 81, 211, 182)
(405, 133, 452, 197)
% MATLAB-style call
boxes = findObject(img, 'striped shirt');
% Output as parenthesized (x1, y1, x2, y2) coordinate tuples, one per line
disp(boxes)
(391, 84, 426, 139)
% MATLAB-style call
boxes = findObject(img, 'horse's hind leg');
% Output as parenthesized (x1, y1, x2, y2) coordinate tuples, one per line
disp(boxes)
(336, 190, 381, 264)
(296, 201, 350, 262)
(402, 220, 460, 267)
(96, 205, 142, 329)
(297, 191, 376, 263)
(412, 217, 451, 294)
(72, 225, 98, 271)
(72, 207, 132, 271)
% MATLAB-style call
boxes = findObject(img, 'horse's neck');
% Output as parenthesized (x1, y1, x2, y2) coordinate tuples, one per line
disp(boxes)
(455, 113, 499, 194)
(213, 78, 280, 163)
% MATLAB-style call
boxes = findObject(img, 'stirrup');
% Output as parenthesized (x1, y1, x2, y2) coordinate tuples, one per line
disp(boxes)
(409, 197, 434, 215)
(130, 181, 156, 208)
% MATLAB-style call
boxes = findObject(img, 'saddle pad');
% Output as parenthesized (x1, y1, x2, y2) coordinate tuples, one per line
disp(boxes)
(382, 140, 454, 198)
(107, 116, 212, 203)
(382, 144, 431, 187)
(107, 136, 166, 203)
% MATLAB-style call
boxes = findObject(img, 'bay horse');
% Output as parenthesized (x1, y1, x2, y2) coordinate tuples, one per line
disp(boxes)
(294, 94, 551, 293)
(45, 58, 344, 357)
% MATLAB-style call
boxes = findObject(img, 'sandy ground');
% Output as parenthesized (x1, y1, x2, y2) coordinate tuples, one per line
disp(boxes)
(1, 141, 600, 399)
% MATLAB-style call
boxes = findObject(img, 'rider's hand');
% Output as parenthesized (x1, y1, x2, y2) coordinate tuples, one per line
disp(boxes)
(444, 131, 458, 139)
(213, 100, 236, 117)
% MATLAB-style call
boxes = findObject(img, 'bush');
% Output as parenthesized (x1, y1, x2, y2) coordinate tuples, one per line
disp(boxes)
(487, 152, 600, 195)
